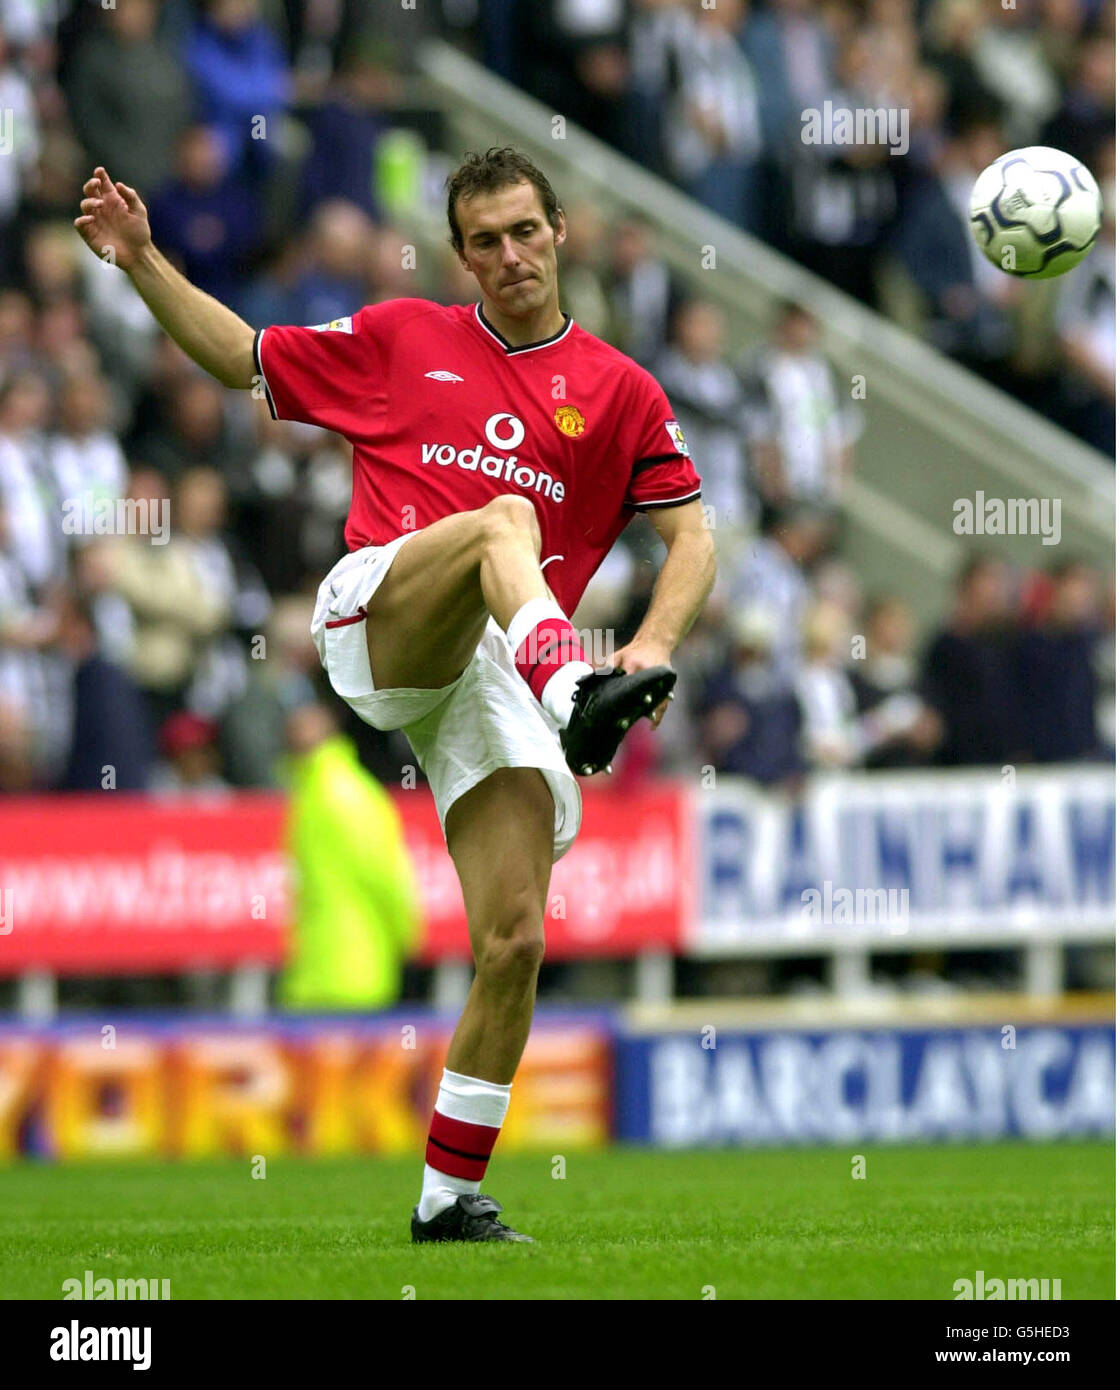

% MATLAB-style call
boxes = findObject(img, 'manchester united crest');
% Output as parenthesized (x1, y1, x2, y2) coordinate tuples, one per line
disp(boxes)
(553, 404, 586, 438)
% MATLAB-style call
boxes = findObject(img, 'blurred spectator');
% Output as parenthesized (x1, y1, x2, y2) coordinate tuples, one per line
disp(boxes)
(279, 702, 421, 1011)
(0, 368, 65, 590)
(22, 222, 83, 307)
(48, 371, 128, 530)
(57, 586, 154, 791)
(184, 0, 290, 178)
(520, 0, 631, 153)
(237, 419, 348, 594)
(1094, 572, 1114, 750)
(171, 465, 271, 718)
(742, 0, 833, 159)
(813, 555, 863, 622)
(729, 504, 834, 687)
(938, 117, 1019, 330)
(967, 0, 1062, 144)
(130, 371, 251, 484)
(287, 199, 376, 327)
(697, 602, 804, 789)
(76, 237, 163, 395)
(796, 598, 862, 768)
(0, 695, 32, 790)
(661, 0, 764, 232)
(150, 709, 229, 797)
(605, 217, 684, 367)
(298, 47, 390, 223)
(654, 299, 754, 533)
(1018, 559, 1107, 762)
(35, 295, 99, 385)
(626, 0, 689, 175)
(1041, 32, 1114, 165)
(556, 200, 612, 340)
(739, 302, 855, 516)
(0, 25, 40, 282)
(889, 67, 998, 358)
(147, 125, 261, 307)
(64, 0, 191, 193)
(221, 593, 319, 788)
(0, 289, 35, 376)
(94, 468, 229, 731)
(921, 555, 1026, 766)
(924, 0, 1005, 135)
(367, 221, 422, 302)
(0, 500, 70, 788)
(786, 30, 897, 305)
(850, 594, 942, 768)
(1055, 137, 1114, 453)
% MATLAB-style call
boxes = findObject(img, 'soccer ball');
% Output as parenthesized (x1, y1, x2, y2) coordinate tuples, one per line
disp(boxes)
(969, 146, 1102, 279)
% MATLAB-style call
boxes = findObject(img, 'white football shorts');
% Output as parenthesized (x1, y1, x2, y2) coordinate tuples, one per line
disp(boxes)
(310, 534, 582, 862)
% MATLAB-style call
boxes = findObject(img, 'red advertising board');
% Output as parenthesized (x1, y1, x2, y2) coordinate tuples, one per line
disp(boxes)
(0, 795, 289, 974)
(0, 785, 689, 974)
(398, 782, 691, 961)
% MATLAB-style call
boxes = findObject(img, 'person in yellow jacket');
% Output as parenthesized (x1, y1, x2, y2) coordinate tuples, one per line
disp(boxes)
(279, 702, 421, 1010)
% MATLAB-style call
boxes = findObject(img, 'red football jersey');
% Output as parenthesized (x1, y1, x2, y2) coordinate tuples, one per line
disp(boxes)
(254, 299, 702, 616)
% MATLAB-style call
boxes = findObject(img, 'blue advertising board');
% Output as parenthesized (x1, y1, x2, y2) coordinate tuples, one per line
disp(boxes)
(694, 769, 1114, 950)
(616, 1024, 1115, 1145)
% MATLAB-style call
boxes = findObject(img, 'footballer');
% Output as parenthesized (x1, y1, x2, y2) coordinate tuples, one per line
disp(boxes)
(75, 146, 716, 1242)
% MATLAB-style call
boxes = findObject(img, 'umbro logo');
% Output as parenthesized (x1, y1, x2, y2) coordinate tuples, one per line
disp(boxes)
(425, 370, 464, 382)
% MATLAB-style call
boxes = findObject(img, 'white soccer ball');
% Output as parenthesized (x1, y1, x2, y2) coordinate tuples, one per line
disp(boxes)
(969, 146, 1102, 279)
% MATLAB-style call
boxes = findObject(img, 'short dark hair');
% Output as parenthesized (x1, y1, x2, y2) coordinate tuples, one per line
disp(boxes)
(446, 147, 562, 254)
(956, 553, 1001, 589)
(775, 298, 815, 328)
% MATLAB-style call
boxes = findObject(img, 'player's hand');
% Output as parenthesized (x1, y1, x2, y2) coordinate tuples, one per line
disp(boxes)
(611, 639, 674, 728)
(73, 167, 152, 272)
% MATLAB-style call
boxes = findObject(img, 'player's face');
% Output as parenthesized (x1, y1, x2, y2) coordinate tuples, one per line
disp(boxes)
(456, 182, 566, 319)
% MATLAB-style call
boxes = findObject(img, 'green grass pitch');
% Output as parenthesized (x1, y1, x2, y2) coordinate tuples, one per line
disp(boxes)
(1, 1142, 1112, 1300)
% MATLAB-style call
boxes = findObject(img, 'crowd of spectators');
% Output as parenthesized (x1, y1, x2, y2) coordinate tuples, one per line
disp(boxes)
(468, 0, 1116, 453)
(0, 0, 1112, 800)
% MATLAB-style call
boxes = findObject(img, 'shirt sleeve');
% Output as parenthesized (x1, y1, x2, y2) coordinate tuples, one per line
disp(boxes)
(623, 367, 703, 512)
(253, 298, 429, 432)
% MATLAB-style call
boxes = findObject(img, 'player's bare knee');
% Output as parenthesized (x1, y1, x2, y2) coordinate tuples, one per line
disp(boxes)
(478, 493, 541, 558)
(476, 920, 545, 982)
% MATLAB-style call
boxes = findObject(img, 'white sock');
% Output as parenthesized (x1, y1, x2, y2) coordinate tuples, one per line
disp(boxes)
(417, 1068, 512, 1222)
(418, 1164, 480, 1223)
(505, 596, 594, 729)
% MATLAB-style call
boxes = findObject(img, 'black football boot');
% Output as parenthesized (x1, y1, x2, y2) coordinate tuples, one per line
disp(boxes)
(411, 1193, 534, 1243)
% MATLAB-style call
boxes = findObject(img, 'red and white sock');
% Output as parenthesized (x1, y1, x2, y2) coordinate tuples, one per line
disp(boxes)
(507, 597, 594, 729)
(417, 1068, 511, 1222)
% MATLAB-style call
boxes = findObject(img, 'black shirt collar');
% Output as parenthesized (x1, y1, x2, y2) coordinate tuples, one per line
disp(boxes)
(474, 303, 573, 355)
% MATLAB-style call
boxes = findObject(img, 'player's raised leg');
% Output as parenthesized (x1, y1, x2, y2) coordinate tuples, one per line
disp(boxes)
(367, 493, 676, 772)
(411, 767, 554, 1244)
(365, 493, 560, 689)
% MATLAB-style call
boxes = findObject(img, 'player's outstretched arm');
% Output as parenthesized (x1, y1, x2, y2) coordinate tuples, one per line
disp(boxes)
(73, 166, 256, 390)
(611, 498, 716, 726)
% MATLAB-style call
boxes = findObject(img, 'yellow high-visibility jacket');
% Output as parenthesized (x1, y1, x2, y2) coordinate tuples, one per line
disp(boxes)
(280, 735, 422, 1010)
